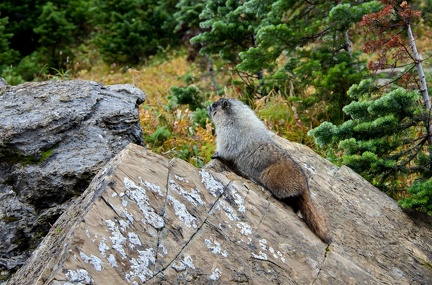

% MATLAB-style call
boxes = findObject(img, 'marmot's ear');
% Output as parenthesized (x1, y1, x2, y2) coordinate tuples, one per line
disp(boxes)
(222, 99, 229, 110)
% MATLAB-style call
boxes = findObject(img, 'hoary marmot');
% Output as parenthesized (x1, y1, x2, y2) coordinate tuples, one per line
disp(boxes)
(208, 98, 331, 243)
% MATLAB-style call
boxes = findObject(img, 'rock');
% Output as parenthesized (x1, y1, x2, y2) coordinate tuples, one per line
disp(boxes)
(0, 80, 145, 278)
(0, 78, 7, 87)
(7, 141, 432, 284)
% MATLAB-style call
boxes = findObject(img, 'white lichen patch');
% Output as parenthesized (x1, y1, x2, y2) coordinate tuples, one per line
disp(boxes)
(199, 170, 224, 197)
(219, 200, 239, 221)
(139, 176, 164, 197)
(251, 238, 286, 264)
(259, 239, 267, 251)
(303, 163, 316, 174)
(270, 247, 285, 263)
(125, 248, 155, 283)
(128, 232, 142, 249)
(107, 254, 118, 268)
(123, 177, 164, 229)
(159, 244, 168, 256)
(210, 268, 222, 280)
(174, 174, 186, 182)
(233, 192, 246, 213)
(169, 179, 205, 206)
(252, 251, 268, 260)
(123, 209, 134, 224)
(167, 195, 197, 228)
(98, 237, 109, 257)
(204, 238, 228, 257)
(80, 252, 103, 271)
(172, 255, 196, 271)
(269, 246, 278, 259)
(65, 269, 93, 284)
(236, 222, 252, 236)
(119, 219, 130, 232)
(105, 219, 127, 259)
(183, 255, 195, 269)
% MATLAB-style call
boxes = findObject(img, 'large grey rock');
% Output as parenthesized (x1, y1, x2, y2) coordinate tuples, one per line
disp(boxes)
(7, 142, 432, 284)
(0, 80, 145, 279)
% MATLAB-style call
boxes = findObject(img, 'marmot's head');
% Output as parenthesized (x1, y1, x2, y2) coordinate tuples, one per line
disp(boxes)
(208, 98, 263, 129)
(208, 98, 240, 127)
(208, 98, 230, 122)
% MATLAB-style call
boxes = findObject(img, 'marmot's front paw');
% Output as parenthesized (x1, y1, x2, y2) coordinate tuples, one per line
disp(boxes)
(211, 152, 220, 159)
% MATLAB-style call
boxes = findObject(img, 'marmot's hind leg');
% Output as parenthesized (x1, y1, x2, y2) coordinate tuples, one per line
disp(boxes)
(260, 160, 306, 199)
(283, 196, 301, 213)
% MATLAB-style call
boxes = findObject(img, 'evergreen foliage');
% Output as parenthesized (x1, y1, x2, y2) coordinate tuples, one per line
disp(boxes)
(399, 178, 432, 215)
(0, 0, 93, 81)
(173, 0, 207, 61)
(173, 0, 205, 33)
(191, 0, 259, 64)
(34, 2, 76, 64)
(192, 0, 381, 123)
(0, 17, 19, 73)
(309, 84, 429, 194)
(169, 85, 203, 111)
(93, 0, 179, 64)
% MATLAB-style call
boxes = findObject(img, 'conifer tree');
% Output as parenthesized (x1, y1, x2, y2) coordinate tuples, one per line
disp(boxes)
(34, 2, 76, 56)
(173, 0, 206, 61)
(309, 0, 432, 214)
(0, 17, 19, 73)
(93, 0, 178, 64)
(192, 0, 380, 123)
(0, 0, 93, 81)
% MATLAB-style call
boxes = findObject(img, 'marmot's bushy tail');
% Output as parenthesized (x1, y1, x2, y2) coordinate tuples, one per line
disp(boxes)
(299, 191, 332, 244)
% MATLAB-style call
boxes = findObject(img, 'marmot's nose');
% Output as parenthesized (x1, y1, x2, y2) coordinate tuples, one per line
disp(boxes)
(207, 105, 213, 116)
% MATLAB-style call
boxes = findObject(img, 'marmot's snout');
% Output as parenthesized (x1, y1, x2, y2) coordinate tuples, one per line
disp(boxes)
(207, 104, 214, 118)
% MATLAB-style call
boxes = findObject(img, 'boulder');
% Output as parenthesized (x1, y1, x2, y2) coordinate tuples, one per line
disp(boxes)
(7, 141, 432, 284)
(0, 80, 145, 279)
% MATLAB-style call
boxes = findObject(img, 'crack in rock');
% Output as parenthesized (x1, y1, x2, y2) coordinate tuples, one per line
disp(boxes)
(148, 172, 230, 282)
(312, 244, 330, 284)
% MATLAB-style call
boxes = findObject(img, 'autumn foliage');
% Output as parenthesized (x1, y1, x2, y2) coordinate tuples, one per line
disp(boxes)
(361, 1, 421, 74)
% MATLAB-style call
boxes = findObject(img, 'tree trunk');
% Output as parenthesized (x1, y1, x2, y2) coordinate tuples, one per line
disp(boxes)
(345, 30, 353, 58)
(206, 57, 219, 92)
(407, 23, 432, 144)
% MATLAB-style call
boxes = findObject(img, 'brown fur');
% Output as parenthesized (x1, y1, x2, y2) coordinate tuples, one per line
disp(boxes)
(208, 98, 331, 244)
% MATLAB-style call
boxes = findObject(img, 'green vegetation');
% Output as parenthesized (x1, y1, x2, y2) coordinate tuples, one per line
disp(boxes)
(1, 0, 431, 214)
(0, 144, 56, 166)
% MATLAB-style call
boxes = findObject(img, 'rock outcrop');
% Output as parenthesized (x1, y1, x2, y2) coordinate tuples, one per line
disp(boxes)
(7, 141, 432, 284)
(0, 80, 145, 278)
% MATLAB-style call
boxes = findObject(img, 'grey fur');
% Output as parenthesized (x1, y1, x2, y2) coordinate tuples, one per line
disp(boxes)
(208, 98, 331, 243)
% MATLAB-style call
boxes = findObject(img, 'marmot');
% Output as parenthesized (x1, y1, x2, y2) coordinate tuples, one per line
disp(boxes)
(208, 98, 331, 244)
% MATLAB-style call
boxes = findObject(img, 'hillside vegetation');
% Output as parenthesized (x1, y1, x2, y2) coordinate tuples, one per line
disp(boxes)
(1, 0, 431, 214)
